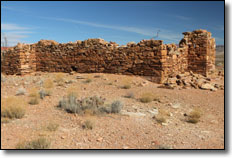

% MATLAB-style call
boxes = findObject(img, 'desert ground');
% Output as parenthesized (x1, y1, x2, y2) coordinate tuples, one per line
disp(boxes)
(1, 66, 224, 149)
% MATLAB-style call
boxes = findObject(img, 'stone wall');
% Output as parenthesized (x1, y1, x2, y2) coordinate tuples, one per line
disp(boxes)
(1, 29, 215, 83)
(179, 30, 216, 76)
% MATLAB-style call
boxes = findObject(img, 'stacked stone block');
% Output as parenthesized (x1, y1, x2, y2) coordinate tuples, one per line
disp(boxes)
(1, 30, 215, 83)
(180, 29, 216, 76)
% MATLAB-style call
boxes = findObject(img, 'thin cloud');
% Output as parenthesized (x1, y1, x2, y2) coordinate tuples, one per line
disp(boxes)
(1, 23, 34, 46)
(39, 16, 182, 43)
(1, 5, 31, 13)
(2, 23, 30, 31)
(39, 16, 156, 36)
(175, 15, 191, 21)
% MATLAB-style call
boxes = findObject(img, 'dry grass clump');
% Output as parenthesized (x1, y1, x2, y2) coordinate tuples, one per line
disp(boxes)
(82, 120, 94, 130)
(1, 75, 6, 82)
(83, 78, 92, 84)
(16, 87, 26, 96)
(94, 75, 101, 78)
(54, 73, 65, 86)
(28, 88, 40, 98)
(121, 84, 131, 89)
(153, 114, 167, 124)
(140, 92, 153, 103)
(121, 78, 132, 89)
(1, 117, 11, 123)
(46, 122, 59, 132)
(124, 92, 135, 98)
(187, 108, 201, 124)
(139, 92, 160, 103)
(1, 97, 26, 119)
(43, 79, 54, 89)
(28, 88, 40, 105)
(16, 137, 50, 149)
(28, 97, 39, 105)
(152, 108, 170, 124)
(39, 89, 52, 99)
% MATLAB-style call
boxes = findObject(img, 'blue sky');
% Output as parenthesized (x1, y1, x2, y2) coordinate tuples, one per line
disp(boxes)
(1, 1, 224, 46)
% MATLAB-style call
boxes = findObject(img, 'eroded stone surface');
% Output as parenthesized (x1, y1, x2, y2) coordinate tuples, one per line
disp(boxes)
(1, 30, 215, 84)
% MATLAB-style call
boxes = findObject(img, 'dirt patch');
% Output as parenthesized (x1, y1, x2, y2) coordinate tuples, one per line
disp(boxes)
(1, 72, 224, 149)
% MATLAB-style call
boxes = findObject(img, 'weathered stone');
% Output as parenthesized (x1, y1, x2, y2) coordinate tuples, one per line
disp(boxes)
(1, 30, 215, 85)
(200, 83, 215, 90)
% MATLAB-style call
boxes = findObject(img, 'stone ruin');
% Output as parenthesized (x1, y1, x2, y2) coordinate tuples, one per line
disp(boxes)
(1, 29, 216, 84)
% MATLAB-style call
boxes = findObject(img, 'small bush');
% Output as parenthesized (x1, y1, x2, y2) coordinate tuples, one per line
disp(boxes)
(28, 97, 39, 105)
(1, 97, 26, 119)
(140, 97, 151, 103)
(124, 92, 134, 98)
(59, 93, 115, 115)
(187, 118, 199, 124)
(43, 79, 54, 89)
(59, 93, 82, 114)
(154, 114, 166, 124)
(187, 108, 201, 124)
(121, 84, 131, 89)
(1, 75, 6, 82)
(1, 118, 11, 123)
(16, 87, 26, 96)
(140, 92, 158, 103)
(16, 137, 50, 149)
(28, 88, 39, 98)
(121, 78, 132, 89)
(39, 89, 51, 99)
(46, 122, 59, 132)
(111, 100, 123, 113)
(84, 78, 92, 84)
(94, 75, 101, 78)
(82, 120, 94, 130)
(54, 73, 65, 86)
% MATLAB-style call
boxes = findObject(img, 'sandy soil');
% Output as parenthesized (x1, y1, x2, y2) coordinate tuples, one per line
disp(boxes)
(1, 72, 224, 149)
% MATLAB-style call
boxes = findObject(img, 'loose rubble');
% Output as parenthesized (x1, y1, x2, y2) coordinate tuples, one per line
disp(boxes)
(162, 71, 224, 91)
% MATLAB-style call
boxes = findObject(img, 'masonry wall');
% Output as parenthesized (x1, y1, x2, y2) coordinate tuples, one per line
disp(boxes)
(1, 29, 215, 83)
(34, 39, 165, 83)
(180, 30, 216, 76)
